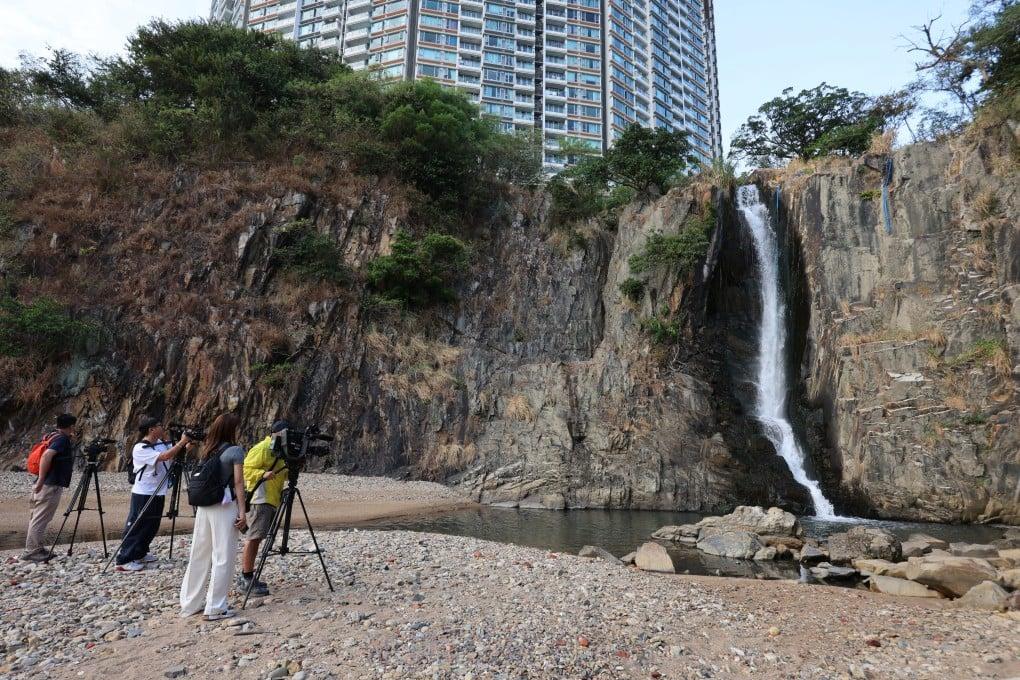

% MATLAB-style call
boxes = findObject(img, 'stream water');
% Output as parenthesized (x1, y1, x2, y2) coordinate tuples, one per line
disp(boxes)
(738, 184, 839, 519)
(366, 507, 1010, 580)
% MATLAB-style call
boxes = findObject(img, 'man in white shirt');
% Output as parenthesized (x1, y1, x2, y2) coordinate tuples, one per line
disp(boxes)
(115, 416, 193, 572)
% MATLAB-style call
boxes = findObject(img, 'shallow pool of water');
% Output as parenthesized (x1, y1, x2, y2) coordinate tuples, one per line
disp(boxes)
(363, 507, 1012, 580)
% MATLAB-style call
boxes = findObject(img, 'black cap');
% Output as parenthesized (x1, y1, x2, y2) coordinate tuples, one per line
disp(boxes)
(137, 415, 160, 435)
(56, 413, 77, 428)
(271, 420, 290, 433)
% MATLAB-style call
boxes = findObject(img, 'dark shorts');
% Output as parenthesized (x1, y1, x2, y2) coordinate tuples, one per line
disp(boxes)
(245, 503, 276, 540)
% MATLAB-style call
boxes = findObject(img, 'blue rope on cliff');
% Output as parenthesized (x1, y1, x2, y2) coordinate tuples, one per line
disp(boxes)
(881, 158, 894, 234)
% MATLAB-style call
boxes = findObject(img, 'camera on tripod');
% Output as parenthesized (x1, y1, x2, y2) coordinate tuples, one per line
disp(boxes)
(271, 425, 333, 464)
(82, 438, 117, 463)
(168, 423, 206, 443)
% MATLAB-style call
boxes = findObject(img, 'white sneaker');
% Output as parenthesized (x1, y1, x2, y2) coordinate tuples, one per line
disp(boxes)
(141, 553, 158, 563)
(116, 560, 145, 572)
(203, 608, 237, 621)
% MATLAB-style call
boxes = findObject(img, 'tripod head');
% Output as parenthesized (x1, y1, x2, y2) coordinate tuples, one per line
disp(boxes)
(271, 425, 333, 488)
(82, 438, 117, 465)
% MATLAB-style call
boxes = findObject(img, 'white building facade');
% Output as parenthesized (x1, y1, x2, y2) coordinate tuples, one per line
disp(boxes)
(212, 0, 721, 169)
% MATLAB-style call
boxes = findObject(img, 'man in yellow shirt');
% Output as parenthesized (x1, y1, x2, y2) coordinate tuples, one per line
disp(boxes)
(237, 421, 289, 596)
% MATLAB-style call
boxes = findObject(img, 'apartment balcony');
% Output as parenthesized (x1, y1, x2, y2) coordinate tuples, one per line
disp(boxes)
(273, 2, 297, 17)
(347, 0, 371, 11)
(343, 43, 369, 59)
(345, 11, 371, 28)
(458, 60, 482, 71)
(345, 27, 369, 42)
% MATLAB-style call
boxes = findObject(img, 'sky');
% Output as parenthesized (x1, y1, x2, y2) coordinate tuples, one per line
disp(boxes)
(0, 0, 978, 153)
(714, 0, 974, 152)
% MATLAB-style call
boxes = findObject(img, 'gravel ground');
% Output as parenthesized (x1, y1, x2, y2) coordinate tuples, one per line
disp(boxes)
(2, 530, 1018, 679)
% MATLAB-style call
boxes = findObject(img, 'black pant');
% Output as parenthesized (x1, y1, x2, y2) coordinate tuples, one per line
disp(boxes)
(116, 493, 164, 565)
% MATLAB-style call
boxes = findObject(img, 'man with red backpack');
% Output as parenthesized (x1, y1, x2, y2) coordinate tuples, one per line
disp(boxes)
(22, 413, 77, 562)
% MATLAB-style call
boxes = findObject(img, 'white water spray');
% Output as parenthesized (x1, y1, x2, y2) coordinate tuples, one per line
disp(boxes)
(738, 185, 838, 519)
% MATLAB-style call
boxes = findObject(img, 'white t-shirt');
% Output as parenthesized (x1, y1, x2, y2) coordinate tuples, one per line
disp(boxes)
(132, 440, 173, 496)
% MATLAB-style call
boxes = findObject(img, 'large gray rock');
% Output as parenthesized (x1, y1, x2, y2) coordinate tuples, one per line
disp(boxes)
(868, 575, 943, 599)
(798, 545, 828, 564)
(905, 556, 999, 597)
(827, 526, 902, 564)
(696, 506, 800, 537)
(578, 546, 622, 564)
(999, 568, 1020, 590)
(948, 542, 998, 558)
(696, 528, 764, 560)
(651, 525, 699, 544)
(753, 546, 777, 561)
(634, 542, 675, 573)
(901, 534, 948, 558)
(955, 581, 1010, 610)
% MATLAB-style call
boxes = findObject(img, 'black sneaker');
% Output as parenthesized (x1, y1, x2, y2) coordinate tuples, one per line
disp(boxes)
(236, 574, 269, 596)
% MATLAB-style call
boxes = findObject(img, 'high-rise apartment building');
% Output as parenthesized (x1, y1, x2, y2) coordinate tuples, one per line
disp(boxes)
(211, 0, 721, 169)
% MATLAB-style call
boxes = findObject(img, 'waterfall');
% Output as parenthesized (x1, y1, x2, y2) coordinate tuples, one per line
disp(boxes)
(737, 185, 838, 519)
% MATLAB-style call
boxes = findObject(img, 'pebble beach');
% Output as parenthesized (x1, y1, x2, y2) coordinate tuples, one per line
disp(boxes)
(3, 527, 1019, 679)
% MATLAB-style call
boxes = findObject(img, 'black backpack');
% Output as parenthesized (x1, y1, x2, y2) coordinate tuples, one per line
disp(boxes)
(186, 444, 230, 507)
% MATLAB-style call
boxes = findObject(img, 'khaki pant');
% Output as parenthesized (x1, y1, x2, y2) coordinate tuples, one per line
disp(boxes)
(25, 484, 64, 553)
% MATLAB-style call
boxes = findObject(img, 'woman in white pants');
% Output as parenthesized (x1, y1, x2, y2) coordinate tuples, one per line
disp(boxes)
(179, 413, 248, 621)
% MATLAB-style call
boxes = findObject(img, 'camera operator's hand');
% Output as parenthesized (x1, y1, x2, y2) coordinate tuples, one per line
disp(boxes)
(262, 470, 276, 480)
(234, 515, 248, 531)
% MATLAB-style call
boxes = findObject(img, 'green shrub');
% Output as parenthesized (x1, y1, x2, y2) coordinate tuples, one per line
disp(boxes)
(272, 220, 350, 284)
(859, 189, 881, 201)
(641, 313, 681, 344)
(620, 277, 645, 303)
(366, 230, 469, 308)
(629, 213, 713, 276)
(252, 361, 296, 388)
(0, 295, 99, 358)
(947, 338, 1005, 367)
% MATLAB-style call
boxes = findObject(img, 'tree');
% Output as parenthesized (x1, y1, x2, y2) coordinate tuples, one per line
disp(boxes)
(594, 124, 692, 193)
(730, 83, 901, 165)
(906, 1, 1019, 112)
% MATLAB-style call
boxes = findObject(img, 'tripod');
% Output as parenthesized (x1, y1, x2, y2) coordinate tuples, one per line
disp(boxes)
(243, 463, 334, 609)
(48, 451, 109, 560)
(102, 457, 190, 572)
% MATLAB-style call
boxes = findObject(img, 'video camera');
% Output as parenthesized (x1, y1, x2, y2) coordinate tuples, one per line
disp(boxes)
(168, 423, 207, 443)
(82, 437, 117, 463)
(271, 425, 333, 464)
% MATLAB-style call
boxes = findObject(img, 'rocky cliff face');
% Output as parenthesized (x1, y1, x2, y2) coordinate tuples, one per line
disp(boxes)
(3, 124, 1017, 522)
(1, 163, 806, 513)
(772, 122, 1020, 523)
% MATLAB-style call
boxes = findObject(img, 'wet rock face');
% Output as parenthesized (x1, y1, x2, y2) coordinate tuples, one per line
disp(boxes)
(778, 127, 1020, 523)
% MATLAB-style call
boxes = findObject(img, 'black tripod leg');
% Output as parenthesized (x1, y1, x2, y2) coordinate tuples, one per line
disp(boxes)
(103, 472, 172, 573)
(93, 470, 107, 558)
(294, 489, 334, 592)
(49, 474, 87, 559)
(167, 475, 181, 560)
(244, 495, 287, 610)
(65, 469, 92, 556)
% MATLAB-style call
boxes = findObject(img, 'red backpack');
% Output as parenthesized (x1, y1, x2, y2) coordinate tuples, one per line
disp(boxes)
(26, 432, 59, 476)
